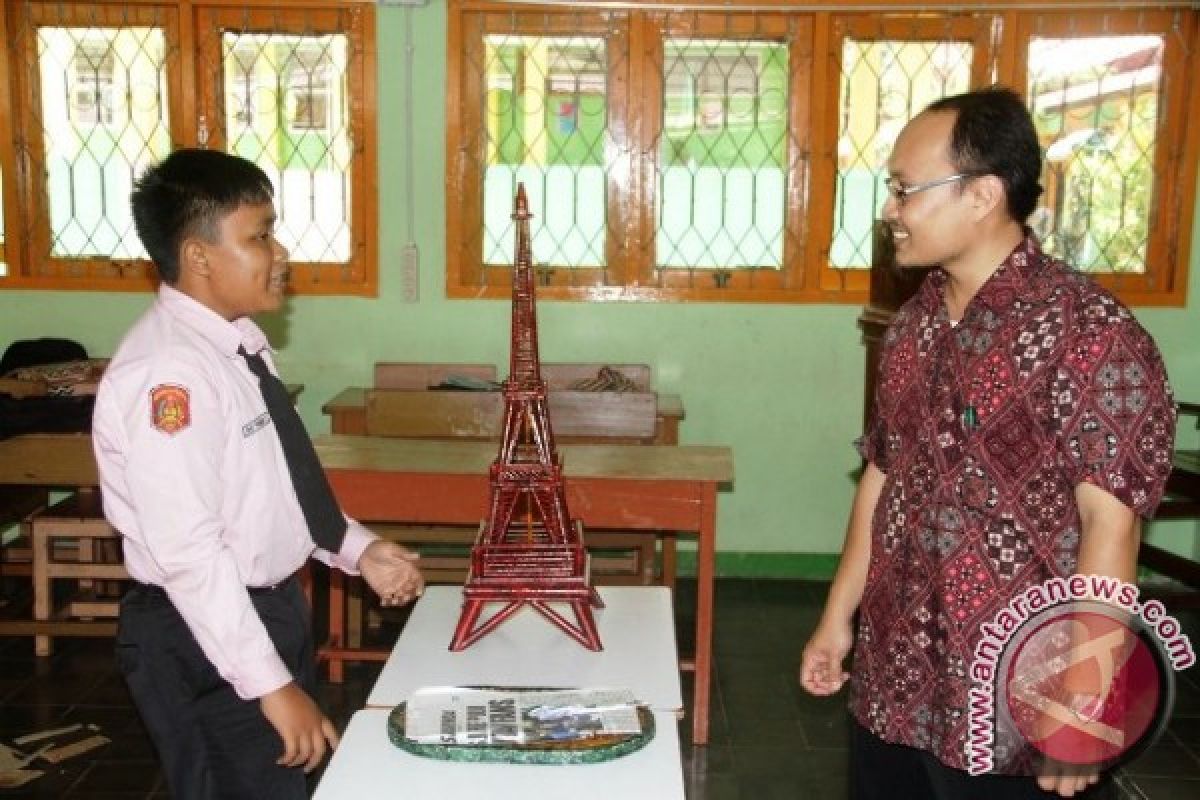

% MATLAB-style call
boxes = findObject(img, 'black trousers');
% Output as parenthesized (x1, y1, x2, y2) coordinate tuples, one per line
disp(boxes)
(116, 577, 315, 800)
(849, 721, 1117, 800)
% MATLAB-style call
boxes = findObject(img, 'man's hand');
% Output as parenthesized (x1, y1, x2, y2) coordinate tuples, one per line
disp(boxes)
(259, 682, 340, 773)
(799, 617, 855, 696)
(1036, 758, 1101, 797)
(359, 540, 424, 607)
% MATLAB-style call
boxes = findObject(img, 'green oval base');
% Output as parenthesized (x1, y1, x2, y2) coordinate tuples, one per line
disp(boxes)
(387, 703, 656, 765)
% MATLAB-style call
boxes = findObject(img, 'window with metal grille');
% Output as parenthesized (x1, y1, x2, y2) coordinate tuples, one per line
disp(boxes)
(217, 30, 353, 268)
(446, 1, 1198, 306)
(1029, 35, 1160, 275)
(0, 1, 376, 294)
(656, 39, 788, 274)
(39, 25, 168, 265)
(478, 33, 609, 276)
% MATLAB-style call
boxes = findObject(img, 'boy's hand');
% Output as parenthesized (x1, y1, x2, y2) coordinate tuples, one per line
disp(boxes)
(359, 540, 424, 607)
(259, 683, 340, 772)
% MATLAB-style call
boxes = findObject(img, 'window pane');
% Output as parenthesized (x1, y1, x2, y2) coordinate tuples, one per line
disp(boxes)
(37, 26, 169, 258)
(1028, 36, 1162, 274)
(657, 39, 788, 270)
(482, 35, 607, 268)
(830, 39, 972, 269)
(222, 32, 352, 263)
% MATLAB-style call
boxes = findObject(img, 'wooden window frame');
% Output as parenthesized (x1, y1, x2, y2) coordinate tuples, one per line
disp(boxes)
(446, 0, 1200, 307)
(0, 0, 378, 296)
(1012, 9, 1197, 306)
(0, 6, 17, 276)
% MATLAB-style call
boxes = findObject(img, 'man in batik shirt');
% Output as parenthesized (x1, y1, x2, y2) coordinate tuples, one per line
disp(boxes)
(799, 87, 1175, 799)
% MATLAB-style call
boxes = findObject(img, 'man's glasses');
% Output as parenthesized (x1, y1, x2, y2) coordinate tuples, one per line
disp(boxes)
(883, 173, 979, 205)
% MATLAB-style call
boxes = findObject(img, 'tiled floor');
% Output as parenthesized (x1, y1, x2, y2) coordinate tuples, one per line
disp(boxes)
(1, 577, 1198, 798)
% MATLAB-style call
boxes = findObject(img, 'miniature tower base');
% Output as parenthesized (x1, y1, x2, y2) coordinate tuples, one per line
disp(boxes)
(449, 522, 605, 651)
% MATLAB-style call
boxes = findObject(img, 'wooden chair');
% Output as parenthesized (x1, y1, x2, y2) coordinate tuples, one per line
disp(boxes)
(31, 490, 128, 656)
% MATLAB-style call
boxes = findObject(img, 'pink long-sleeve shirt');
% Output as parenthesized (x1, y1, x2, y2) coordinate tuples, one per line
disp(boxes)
(93, 285, 375, 700)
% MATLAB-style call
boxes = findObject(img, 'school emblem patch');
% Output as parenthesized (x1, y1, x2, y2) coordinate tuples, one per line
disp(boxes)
(150, 384, 191, 435)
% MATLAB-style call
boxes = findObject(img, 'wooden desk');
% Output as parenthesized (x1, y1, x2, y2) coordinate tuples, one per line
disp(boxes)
(313, 708, 686, 799)
(366, 586, 681, 712)
(322, 387, 685, 445)
(0, 386, 304, 487)
(0, 433, 97, 487)
(314, 434, 732, 746)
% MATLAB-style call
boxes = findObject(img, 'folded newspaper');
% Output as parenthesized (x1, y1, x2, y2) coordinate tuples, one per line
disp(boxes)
(403, 687, 643, 746)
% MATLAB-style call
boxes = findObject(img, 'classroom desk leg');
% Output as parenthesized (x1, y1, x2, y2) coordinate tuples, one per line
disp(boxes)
(328, 571, 346, 683)
(661, 536, 677, 592)
(690, 484, 716, 746)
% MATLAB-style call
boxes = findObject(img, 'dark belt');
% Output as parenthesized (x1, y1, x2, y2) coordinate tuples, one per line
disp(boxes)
(133, 573, 296, 598)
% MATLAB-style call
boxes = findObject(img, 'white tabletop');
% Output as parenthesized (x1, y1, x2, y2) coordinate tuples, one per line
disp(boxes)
(366, 586, 682, 711)
(313, 708, 685, 800)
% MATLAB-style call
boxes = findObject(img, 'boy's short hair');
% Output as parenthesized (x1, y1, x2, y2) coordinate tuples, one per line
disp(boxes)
(131, 149, 274, 284)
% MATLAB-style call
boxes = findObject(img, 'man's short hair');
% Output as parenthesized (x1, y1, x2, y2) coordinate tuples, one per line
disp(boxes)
(130, 149, 274, 284)
(927, 87, 1044, 224)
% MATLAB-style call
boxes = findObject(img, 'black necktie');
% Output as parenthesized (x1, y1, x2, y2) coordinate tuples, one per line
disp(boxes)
(240, 347, 347, 553)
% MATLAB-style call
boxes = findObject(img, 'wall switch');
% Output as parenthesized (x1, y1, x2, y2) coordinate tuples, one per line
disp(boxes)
(400, 243, 419, 302)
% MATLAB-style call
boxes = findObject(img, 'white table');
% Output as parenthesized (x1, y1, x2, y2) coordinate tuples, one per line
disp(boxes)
(313, 708, 686, 799)
(366, 586, 682, 712)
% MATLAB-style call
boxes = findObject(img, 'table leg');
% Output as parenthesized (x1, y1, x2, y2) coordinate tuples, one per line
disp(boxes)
(691, 485, 716, 746)
(661, 536, 677, 592)
(327, 570, 346, 683)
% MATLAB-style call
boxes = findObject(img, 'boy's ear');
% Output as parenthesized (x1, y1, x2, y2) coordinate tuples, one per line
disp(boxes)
(180, 237, 211, 278)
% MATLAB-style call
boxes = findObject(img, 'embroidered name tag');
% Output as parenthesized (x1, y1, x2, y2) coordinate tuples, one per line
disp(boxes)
(242, 411, 272, 438)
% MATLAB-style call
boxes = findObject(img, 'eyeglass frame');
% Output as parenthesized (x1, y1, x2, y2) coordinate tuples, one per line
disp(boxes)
(883, 172, 983, 205)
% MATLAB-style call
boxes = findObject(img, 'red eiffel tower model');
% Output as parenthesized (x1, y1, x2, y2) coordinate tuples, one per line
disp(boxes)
(449, 184, 604, 651)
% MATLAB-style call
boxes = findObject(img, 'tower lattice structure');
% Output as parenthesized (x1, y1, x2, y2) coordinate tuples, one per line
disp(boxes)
(449, 184, 603, 651)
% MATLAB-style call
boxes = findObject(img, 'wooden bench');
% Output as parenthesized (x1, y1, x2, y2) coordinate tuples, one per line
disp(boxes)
(364, 388, 658, 443)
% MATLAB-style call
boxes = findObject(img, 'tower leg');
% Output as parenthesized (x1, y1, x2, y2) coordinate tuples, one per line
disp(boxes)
(449, 599, 526, 651)
(449, 598, 485, 651)
(530, 600, 602, 651)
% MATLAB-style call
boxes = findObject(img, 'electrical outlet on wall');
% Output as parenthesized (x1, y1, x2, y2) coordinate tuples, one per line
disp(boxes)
(400, 243, 419, 302)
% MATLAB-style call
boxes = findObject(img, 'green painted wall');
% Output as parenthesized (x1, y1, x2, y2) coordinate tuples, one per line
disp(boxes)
(2, 4, 1197, 574)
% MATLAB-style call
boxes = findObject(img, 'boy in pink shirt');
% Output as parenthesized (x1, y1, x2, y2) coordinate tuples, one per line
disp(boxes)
(93, 149, 424, 799)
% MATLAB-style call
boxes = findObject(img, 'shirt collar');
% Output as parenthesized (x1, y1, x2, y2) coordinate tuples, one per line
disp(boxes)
(156, 285, 271, 358)
(917, 232, 1045, 319)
